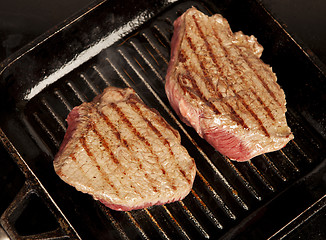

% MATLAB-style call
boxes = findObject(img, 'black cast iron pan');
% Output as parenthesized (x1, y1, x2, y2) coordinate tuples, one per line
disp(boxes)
(0, 0, 325, 239)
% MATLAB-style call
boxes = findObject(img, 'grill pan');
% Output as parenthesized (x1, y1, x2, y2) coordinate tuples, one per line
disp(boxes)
(0, 0, 325, 239)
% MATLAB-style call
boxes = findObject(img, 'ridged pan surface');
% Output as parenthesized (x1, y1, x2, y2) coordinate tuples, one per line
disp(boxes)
(0, 0, 325, 239)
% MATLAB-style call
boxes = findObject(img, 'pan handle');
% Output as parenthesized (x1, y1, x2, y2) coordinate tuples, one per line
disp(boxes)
(0, 182, 70, 240)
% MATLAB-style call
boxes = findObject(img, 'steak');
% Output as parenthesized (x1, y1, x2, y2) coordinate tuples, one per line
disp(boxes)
(165, 8, 294, 161)
(54, 87, 196, 211)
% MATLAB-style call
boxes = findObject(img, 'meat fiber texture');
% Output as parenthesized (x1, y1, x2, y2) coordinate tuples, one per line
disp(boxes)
(165, 8, 294, 161)
(54, 87, 196, 211)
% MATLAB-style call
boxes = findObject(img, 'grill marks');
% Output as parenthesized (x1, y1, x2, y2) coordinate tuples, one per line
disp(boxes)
(108, 101, 183, 190)
(237, 50, 282, 107)
(178, 13, 277, 136)
(129, 101, 193, 185)
(76, 109, 160, 198)
(208, 24, 272, 136)
(183, 22, 249, 130)
(192, 14, 268, 134)
(177, 59, 221, 115)
(210, 25, 279, 119)
(234, 93, 270, 137)
(68, 153, 119, 196)
(89, 121, 145, 197)
(132, 98, 180, 140)
(210, 17, 282, 108)
(79, 136, 121, 196)
(210, 26, 276, 123)
(256, 95, 275, 121)
(94, 107, 160, 193)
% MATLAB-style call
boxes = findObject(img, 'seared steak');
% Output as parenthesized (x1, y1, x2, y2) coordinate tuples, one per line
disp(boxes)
(165, 8, 294, 161)
(54, 87, 196, 211)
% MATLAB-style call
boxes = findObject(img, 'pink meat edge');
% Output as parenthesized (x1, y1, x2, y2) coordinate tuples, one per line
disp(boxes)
(165, 14, 184, 116)
(204, 127, 293, 161)
(53, 106, 80, 161)
(165, 14, 194, 127)
(204, 128, 254, 162)
(165, 15, 183, 83)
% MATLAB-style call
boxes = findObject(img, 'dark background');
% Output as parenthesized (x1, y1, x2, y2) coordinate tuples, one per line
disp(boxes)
(0, 0, 326, 66)
(0, 0, 92, 63)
